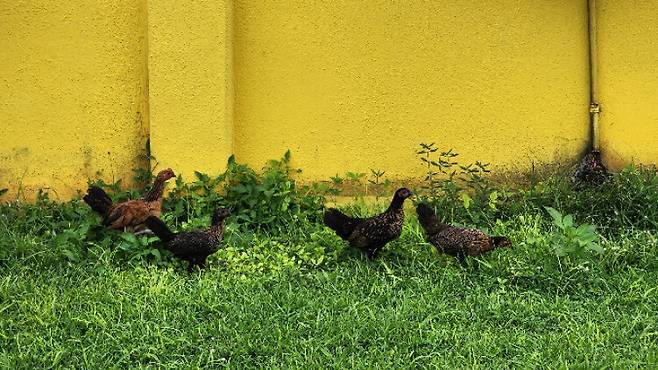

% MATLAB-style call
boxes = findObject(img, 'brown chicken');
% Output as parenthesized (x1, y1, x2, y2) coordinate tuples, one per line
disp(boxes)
(83, 168, 176, 232)
(416, 203, 511, 263)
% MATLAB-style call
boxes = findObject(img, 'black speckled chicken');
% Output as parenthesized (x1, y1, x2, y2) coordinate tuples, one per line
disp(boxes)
(323, 188, 413, 259)
(416, 203, 511, 263)
(573, 150, 608, 189)
(144, 208, 230, 272)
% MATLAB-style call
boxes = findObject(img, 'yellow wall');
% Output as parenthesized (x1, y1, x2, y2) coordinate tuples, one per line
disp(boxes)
(597, 1, 658, 169)
(0, 0, 149, 200)
(148, 0, 234, 180)
(233, 1, 590, 179)
(15, 0, 658, 199)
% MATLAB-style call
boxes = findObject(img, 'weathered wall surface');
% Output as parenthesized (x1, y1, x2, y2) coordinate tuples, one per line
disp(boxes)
(597, 1, 658, 169)
(0, 0, 149, 199)
(232, 1, 590, 179)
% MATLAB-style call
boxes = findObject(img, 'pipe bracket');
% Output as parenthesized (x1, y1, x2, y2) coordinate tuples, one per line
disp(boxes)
(589, 102, 600, 113)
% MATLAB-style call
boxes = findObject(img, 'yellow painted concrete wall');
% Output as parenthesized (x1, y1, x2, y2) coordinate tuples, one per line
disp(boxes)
(0, 0, 149, 200)
(597, 1, 658, 169)
(148, 0, 234, 180)
(233, 1, 590, 180)
(2, 0, 620, 199)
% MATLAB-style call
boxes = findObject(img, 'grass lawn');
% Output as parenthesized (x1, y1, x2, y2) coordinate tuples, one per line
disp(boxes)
(2, 162, 658, 368)
(3, 217, 658, 368)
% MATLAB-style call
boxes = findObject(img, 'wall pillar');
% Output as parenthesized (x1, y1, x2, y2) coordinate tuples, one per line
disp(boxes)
(148, 0, 233, 179)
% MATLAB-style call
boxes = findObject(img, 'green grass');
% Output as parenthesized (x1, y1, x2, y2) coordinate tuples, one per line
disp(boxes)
(2, 219, 658, 368)
(3, 165, 658, 368)
(1, 251, 658, 368)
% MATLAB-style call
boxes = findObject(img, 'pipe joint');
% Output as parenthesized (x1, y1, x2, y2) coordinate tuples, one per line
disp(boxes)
(589, 102, 600, 114)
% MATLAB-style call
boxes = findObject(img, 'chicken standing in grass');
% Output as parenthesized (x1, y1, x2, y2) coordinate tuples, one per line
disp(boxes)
(416, 203, 511, 263)
(83, 168, 175, 233)
(145, 208, 231, 272)
(323, 188, 413, 259)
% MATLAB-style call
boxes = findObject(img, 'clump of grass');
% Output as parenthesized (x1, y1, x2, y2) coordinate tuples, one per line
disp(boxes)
(496, 164, 658, 234)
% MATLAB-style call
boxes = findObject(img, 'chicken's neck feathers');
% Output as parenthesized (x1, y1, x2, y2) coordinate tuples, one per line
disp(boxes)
(143, 177, 167, 202)
(422, 216, 451, 235)
(207, 221, 225, 242)
(386, 195, 406, 213)
(435, 223, 452, 234)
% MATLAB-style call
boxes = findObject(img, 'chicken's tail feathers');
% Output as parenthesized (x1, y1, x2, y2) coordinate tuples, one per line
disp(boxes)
(144, 216, 176, 242)
(415, 203, 445, 236)
(323, 208, 359, 240)
(83, 186, 113, 215)
(492, 236, 512, 248)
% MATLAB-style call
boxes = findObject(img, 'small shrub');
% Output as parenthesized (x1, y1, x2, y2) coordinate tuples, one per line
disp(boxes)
(162, 151, 325, 232)
(368, 169, 392, 201)
(163, 171, 226, 226)
(416, 143, 500, 226)
(545, 206, 603, 259)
